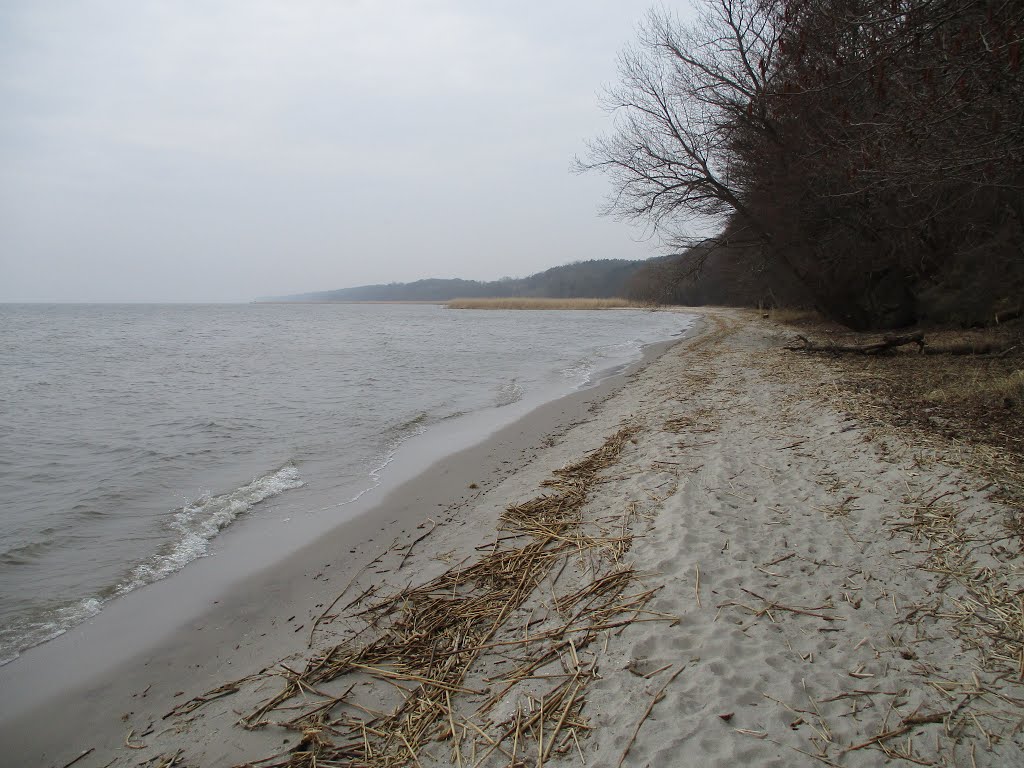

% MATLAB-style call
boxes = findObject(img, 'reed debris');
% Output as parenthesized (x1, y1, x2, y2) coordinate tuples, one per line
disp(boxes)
(184, 423, 677, 767)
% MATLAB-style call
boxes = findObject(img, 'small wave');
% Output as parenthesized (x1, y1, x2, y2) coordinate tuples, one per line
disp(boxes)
(391, 412, 430, 433)
(606, 339, 644, 354)
(318, 409, 451, 514)
(343, 417, 431, 505)
(0, 535, 63, 566)
(494, 379, 524, 408)
(562, 339, 649, 388)
(561, 360, 595, 387)
(116, 464, 303, 594)
(0, 597, 102, 666)
(0, 466, 302, 666)
(180, 418, 257, 437)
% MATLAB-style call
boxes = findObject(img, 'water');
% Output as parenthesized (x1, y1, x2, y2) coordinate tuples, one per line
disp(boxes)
(0, 303, 691, 664)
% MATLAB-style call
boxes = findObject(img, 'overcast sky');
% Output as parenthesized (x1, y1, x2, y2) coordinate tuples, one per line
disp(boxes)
(0, 1, 691, 303)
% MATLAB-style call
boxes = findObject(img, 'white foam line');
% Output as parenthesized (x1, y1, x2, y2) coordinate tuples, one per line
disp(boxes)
(117, 464, 304, 594)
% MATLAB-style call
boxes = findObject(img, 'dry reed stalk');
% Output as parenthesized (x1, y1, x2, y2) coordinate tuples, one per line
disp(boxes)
(888, 491, 1024, 678)
(58, 749, 95, 768)
(164, 676, 255, 719)
(694, 564, 702, 608)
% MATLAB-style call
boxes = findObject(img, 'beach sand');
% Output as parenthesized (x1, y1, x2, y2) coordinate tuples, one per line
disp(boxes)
(2, 309, 1022, 767)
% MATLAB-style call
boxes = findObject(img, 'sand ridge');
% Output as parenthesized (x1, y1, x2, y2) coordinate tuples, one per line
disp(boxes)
(7, 309, 1023, 767)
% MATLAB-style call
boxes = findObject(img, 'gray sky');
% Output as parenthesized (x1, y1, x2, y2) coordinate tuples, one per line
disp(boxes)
(0, 1, 686, 303)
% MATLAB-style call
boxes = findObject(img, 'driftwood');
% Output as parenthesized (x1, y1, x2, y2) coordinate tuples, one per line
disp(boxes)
(786, 332, 925, 355)
(787, 332, 1017, 357)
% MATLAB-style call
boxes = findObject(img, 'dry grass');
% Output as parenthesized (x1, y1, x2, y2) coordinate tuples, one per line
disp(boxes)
(835, 352, 1023, 457)
(924, 369, 1024, 405)
(446, 297, 646, 310)
(766, 307, 828, 325)
(776, 319, 1024, 459)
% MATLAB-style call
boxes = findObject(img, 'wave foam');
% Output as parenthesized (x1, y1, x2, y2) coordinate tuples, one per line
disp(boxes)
(117, 464, 303, 594)
(0, 596, 102, 666)
(494, 379, 525, 407)
(561, 360, 596, 387)
(0, 467, 303, 665)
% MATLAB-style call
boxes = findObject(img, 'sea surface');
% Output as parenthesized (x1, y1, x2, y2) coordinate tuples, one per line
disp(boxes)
(0, 302, 691, 664)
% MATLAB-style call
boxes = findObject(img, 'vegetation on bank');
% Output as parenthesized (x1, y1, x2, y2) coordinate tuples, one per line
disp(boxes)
(445, 297, 646, 310)
(582, 0, 1024, 329)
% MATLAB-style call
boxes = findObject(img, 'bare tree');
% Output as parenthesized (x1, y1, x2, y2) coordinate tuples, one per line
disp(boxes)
(577, 1, 784, 250)
(584, 0, 1024, 328)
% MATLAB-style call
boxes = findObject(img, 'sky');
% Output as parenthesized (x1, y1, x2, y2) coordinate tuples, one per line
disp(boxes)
(0, 1, 689, 303)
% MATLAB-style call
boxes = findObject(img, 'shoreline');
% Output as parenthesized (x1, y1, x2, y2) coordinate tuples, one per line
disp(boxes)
(3, 309, 1022, 767)
(0, 304, 689, 674)
(0, 322, 698, 767)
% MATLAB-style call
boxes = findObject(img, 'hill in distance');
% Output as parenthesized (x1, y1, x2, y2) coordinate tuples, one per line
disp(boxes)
(257, 259, 646, 302)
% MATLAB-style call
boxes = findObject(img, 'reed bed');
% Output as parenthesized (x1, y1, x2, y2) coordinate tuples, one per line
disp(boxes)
(445, 298, 646, 310)
(173, 423, 674, 768)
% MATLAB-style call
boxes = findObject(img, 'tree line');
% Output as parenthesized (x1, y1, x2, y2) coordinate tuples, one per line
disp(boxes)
(259, 260, 645, 302)
(582, 0, 1024, 329)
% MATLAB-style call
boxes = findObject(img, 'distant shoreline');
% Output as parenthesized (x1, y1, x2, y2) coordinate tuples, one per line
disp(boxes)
(446, 297, 646, 310)
(253, 299, 447, 305)
(251, 299, 651, 311)
(253, 298, 652, 309)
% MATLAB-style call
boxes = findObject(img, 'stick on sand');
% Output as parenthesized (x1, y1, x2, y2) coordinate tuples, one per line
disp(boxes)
(617, 664, 687, 768)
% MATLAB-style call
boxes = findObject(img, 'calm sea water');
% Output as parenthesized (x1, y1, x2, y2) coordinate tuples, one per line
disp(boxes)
(0, 303, 691, 664)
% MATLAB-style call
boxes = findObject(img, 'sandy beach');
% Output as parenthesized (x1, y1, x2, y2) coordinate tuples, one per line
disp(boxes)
(3, 309, 1023, 767)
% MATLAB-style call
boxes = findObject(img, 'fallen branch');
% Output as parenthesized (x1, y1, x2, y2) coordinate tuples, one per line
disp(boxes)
(786, 332, 925, 355)
(841, 710, 952, 754)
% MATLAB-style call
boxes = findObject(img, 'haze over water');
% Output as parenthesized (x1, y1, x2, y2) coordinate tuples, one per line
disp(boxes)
(0, 302, 691, 664)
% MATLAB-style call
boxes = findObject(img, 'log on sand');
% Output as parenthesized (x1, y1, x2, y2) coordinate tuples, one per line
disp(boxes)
(785, 332, 926, 355)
